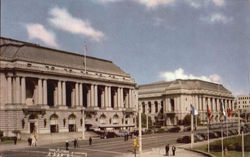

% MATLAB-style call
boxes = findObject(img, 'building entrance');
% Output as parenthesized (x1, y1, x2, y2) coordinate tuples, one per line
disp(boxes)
(30, 122, 35, 133)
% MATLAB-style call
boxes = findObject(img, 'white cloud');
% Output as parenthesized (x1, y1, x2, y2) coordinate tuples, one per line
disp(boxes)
(48, 7, 104, 42)
(132, 0, 175, 8)
(211, 0, 224, 6)
(26, 23, 58, 48)
(201, 13, 233, 24)
(159, 68, 222, 83)
(185, 0, 200, 8)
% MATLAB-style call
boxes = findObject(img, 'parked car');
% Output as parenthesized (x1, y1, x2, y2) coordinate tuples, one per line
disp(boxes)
(194, 134, 204, 141)
(197, 132, 208, 140)
(117, 131, 129, 137)
(184, 126, 191, 132)
(168, 127, 181, 133)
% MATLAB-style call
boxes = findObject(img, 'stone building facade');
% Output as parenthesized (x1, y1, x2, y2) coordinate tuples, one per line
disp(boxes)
(138, 79, 234, 126)
(0, 37, 137, 136)
(236, 95, 250, 110)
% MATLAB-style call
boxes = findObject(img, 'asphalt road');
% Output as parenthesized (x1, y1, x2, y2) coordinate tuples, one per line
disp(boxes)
(0, 131, 192, 157)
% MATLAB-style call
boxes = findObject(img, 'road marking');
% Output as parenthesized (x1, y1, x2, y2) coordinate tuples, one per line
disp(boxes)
(6, 149, 47, 154)
(80, 148, 127, 155)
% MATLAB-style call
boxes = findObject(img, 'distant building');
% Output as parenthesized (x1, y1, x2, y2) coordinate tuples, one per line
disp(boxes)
(0, 37, 137, 136)
(138, 79, 234, 126)
(236, 95, 250, 110)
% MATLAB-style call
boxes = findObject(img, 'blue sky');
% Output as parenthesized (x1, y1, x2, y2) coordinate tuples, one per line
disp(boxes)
(2, 0, 250, 96)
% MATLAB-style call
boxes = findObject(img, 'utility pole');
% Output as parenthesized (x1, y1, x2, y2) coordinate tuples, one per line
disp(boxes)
(138, 103, 142, 153)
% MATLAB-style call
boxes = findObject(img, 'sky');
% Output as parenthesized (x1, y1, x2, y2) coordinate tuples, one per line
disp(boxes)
(1, 0, 250, 96)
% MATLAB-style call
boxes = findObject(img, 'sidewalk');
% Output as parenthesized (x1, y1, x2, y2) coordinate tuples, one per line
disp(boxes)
(118, 146, 207, 157)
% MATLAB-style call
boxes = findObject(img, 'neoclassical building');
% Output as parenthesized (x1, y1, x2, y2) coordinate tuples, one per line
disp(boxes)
(138, 79, 235, 126)
(0, 37, 137, 136)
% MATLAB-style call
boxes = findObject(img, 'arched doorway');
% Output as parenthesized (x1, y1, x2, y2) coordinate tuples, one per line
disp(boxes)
(28, 114, 38, 133)
(50, 114, 59, 133)
(68, 114, 76, 132)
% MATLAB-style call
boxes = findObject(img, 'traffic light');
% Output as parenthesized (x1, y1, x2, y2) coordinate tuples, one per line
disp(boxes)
(133, 139, 137, 148)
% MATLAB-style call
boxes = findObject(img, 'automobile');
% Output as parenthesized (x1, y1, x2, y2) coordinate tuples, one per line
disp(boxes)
(177, 136, 191, 143)
(117, 131, 129, 137)
(214, 131, 222, 138)
(194, 134, 204, 141)
(184, 126, 191, 132)
(197, 132, 208, 140)
(168, 127, 181, 133)
(209, 132, 217, 139)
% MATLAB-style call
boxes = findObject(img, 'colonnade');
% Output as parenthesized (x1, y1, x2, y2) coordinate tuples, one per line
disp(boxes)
(6, 75, 136, 109)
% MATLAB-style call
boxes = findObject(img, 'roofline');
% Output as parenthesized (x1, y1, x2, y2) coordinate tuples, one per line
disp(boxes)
(139, 79, 223, 87)
(0, 36, 113, 64)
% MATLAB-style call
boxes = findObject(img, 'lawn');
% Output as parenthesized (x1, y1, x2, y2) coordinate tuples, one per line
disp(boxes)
(195, 135, 250, 157)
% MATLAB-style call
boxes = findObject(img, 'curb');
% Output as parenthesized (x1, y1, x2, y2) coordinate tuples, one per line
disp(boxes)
(183, 148, 216, 157)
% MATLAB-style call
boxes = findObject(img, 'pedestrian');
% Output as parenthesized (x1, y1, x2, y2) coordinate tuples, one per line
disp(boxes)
(65, 140, 69, 150)
(28, 137, 32, 146)
(74, 138, 78, 148)
(89, 137, 92, 145)
(13, 136, 17, 145)
(165, 144, 169, 156)
(172, 145, 176, 156)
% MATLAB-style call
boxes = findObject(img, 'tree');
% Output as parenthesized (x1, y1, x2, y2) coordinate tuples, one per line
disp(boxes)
(182, 114, 201, 126)
(137, 113, 152, 129)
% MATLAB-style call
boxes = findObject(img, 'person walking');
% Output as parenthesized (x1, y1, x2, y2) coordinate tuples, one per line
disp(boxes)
(65, 140, 69, 150)
(74, 138, 78, 148)
(89, 137, 92, 145)
(165, 144, 169, 156)
(172, 145, 176, 156)
(13, 136, 17, 145)
(28, 137, 32, 146)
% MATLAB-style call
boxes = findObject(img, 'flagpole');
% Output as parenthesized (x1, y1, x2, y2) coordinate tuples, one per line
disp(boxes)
(221, 120, 224, 157)
(191, 113, 194, 149)
(84, 41, 87, 73)
(208, 118, 210, 153)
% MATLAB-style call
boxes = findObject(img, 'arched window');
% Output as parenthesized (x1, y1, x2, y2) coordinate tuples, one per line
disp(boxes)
(113, 114, 119, 124)
(100, 114, 106, 124)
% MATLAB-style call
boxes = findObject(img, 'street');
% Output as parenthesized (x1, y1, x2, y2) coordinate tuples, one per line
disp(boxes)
(0, 131, 192, 157)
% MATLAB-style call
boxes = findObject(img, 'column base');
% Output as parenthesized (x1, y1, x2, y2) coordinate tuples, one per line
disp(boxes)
(58, 106, 68, 109)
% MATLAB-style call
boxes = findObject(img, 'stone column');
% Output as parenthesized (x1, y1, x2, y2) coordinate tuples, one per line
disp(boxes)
(79, 83, 83, 107)
(202, 97, 206, 111)
(101, 87, 105, 108)
(114, 88, 118, 108)
(129, 89, 132, 108)
(217, 98, 219, 112)
(87, 86, 91, 108)
(21, 77, 26, 104)
(7, 76, 12, 104)
(104, 86, 108, 108)
(117, 88, 121, 108)
(75, 83, 79, 106)
(121, 88, 124, 108)
(38, 78, 43, 105)
(15, 76, 21, 104)
(108, 86, 111, 107)
(58, 81, 62, 106)
(94, 85, 98, 107)
(43, 79, 47, 105)
(62, 81, 66, 106)
(91, 84, 94, 107)
(71, 88, 75, 107)
(195, 95, 199, 110)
